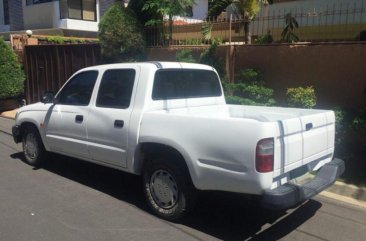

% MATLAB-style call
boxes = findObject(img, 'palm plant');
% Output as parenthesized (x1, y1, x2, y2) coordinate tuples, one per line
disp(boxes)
(281, 13, 299, 43)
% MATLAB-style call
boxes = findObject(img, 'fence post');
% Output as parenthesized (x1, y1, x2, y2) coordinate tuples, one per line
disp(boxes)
(229, 14, 232, 45)
(226, 45, 235, 83)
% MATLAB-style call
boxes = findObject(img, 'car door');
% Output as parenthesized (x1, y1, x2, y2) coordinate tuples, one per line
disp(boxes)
(44, 70, 98, 159)
(87, 68, 137, 168)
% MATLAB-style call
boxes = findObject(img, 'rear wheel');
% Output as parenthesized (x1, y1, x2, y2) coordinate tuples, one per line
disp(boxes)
(143, 157, 196, 221)
(22, 126, 46, 167)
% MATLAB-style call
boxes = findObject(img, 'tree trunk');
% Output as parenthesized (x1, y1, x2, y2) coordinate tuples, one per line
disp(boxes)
(244, 21, 251, 44)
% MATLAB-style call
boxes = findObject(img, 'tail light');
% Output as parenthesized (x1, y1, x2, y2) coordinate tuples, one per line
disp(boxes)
(256, 138, 274, 173)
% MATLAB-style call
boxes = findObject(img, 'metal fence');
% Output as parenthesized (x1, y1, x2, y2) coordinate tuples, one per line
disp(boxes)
(144, 0, 366, 46)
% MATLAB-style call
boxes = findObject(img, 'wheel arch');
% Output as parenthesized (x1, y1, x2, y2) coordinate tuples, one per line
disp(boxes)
(18, 120, 47, 149)
(133, 141, 198, 188)
(19, 121, 39, 136)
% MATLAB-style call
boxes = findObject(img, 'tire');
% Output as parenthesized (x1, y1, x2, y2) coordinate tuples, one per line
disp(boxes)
(22, 125, 46, 167)
(143, 157, 196, 221)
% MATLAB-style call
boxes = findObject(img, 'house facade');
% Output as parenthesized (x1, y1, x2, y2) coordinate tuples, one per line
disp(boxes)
(0, 0, 10, 32)
(0, 0, 121, 37)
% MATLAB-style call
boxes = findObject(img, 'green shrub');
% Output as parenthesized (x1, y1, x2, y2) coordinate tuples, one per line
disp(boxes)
(46, 36, 65, 44)
(333, 107, 366, 157)
(181, 38, 203, 45)
(286, 86, 316, 108)
(237, 69, 263, 84)
(225, 95, 258, 106)
(0, 38, 25, 99)
(199, 40, 225, 78)
(334, 107, 347, 149)
(254, 31, 273, 44)
(350, 108, 366, 144)
(98, 3, 145, 63)
(176, 49, 196, 63)
(351, 109, 366, 128)
(224, 69, 275, 106)
(225, 83, 276, 106)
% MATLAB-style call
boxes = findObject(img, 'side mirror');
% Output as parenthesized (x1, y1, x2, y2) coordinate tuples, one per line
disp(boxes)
(41, 91, 55, 104)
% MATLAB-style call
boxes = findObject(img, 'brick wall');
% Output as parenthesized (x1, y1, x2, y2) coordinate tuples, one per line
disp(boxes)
(146, 43, 366, 108)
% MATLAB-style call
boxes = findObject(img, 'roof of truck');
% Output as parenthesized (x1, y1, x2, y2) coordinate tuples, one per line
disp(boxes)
(79, 62, 215, 72)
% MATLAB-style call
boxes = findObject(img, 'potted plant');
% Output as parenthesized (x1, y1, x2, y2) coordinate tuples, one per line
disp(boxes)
(0, 37, 25, 112)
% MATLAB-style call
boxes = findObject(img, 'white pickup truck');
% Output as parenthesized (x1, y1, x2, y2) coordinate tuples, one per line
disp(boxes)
(12, 62, 344, 220)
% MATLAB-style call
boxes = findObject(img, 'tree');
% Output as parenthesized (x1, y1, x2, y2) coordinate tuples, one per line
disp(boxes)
(207, 0, 272, 44)
(199, 40, 225, 78)
(128, 0, 159, 25)
(142, 0, 195, 43)
(98, 3, 145, 63)
(0, 37, 24, 100)
(281, 13, 299, 43)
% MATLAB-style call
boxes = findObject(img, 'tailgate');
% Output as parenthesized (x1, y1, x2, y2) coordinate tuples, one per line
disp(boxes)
(278, 111, 335, 174)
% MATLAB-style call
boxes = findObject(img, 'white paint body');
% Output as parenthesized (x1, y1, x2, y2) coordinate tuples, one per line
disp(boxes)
(15, 62, 335, 195)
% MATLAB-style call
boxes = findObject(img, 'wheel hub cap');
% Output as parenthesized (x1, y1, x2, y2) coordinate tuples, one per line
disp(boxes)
(150, 170, 178, 209)
(25, 134, 37, 159)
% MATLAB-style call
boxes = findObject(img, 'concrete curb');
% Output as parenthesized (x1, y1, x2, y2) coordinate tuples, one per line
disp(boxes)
(324, 181, 366, 202)
(320, 191, 366, 209)
(0, 109, 16, 120)
(0, 115, 15, 120)
(0, 116, 365, 206)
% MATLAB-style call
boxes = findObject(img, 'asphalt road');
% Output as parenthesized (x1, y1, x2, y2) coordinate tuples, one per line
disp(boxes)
(1, 130, 366, 241)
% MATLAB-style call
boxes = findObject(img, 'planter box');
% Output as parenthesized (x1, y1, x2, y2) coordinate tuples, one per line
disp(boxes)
(0, 98, 19, 112)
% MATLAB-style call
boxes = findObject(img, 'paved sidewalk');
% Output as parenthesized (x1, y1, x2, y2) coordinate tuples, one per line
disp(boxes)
(0, 115, 14, 134)
(1, 115, 366, 206)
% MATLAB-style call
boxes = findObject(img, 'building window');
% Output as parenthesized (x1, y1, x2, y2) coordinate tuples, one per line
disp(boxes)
(26, 0, 55, 6)
(3, 0, 9, 25)
(60, 0, 96, 21)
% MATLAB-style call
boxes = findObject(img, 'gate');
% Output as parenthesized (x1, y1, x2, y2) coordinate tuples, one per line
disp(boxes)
(23, 44, 101, 104)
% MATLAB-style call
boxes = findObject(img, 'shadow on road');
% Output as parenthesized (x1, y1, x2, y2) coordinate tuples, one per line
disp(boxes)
(11, 152, 322, 241)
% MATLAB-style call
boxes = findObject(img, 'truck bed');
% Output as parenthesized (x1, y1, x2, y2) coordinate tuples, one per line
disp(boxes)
(142, 104, 335, 192)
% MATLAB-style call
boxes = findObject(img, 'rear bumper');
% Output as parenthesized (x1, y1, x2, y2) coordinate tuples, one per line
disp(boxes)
(12, 125, 22, 143)
(262, 158, 345, 210)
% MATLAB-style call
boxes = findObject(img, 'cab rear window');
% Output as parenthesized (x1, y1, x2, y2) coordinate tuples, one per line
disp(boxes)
(152, 69, 222, 100)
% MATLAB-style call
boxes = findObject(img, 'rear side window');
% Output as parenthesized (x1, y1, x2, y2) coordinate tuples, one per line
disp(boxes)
(58, 71, 98, 106)
(152, 69, 222, 100)
(96, 69, 135, 109)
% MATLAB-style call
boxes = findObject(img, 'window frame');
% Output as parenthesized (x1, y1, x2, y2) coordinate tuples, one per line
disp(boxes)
(96, 69, 136, 109)
(56, 70, 99, 106)
(152, 69, 223, 101)
(59, 0, 97, 22)
(3, 0, 9, 25)
(26, 0, 55, 6)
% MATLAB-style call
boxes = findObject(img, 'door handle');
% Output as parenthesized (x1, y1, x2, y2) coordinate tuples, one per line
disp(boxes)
(75, 115, 83, 123)
(114, 120, 124, 128)
(305, 123, 313, 131)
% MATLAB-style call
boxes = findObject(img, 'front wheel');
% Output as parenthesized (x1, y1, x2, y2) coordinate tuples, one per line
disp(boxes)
(22, 126, 46, 167)
(143, 158, 196, 221)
